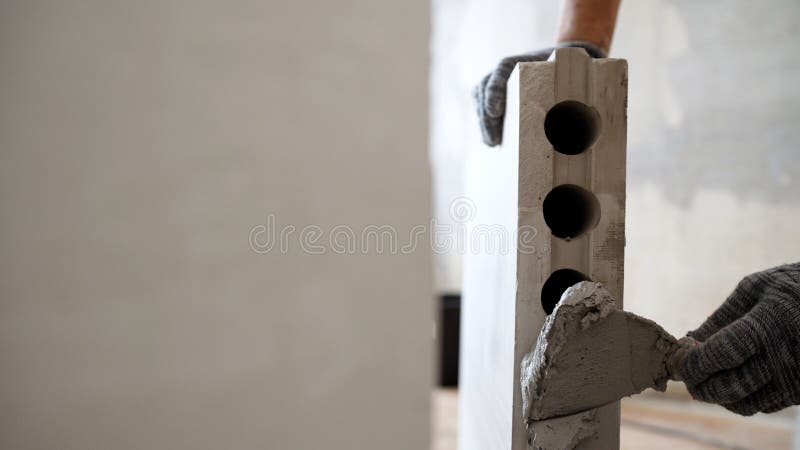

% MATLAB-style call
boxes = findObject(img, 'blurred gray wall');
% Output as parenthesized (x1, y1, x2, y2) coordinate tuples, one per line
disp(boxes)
(0, 1, 432, 450)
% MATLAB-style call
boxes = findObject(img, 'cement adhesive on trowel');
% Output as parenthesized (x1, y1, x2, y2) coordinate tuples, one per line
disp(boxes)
(521, 282, 694, 448)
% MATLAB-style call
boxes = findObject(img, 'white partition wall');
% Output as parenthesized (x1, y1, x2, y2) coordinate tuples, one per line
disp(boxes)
(0, 2, 432, 450)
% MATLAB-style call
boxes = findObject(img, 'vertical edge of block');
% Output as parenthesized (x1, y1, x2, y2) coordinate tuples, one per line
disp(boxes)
(581, 56, 628, 450)
(512, 60, 555, 450)
(589, 58, 628, 304)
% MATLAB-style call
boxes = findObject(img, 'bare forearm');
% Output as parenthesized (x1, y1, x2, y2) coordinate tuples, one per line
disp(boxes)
(556, 0, 621, 54)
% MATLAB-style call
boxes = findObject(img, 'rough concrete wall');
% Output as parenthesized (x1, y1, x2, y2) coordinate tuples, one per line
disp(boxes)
(0, 1, 432, 450)
(432, 0, 800, 336)
(615, 0, 800, 336)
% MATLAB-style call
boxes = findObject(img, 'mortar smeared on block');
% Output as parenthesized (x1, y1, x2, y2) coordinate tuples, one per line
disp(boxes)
(521, 282, 694, 425)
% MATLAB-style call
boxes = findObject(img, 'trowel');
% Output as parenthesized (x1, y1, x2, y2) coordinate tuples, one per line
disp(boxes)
(520, 281, 693, 423)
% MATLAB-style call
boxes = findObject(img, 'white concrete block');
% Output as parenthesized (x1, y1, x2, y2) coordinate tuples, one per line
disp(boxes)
(459, 48, 628, 450)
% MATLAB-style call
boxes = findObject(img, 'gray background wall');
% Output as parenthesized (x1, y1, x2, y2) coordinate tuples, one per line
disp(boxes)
(0, 1, 432, 449)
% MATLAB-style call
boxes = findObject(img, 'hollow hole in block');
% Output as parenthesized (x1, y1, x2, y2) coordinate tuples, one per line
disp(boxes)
(544, 100, 601, 155)
(541, 269, 592, 315)
(543, 184, 600, 240)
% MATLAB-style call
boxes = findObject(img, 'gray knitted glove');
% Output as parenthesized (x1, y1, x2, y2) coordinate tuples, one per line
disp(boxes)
(681, 263, 800, 415)
(473, 42, 606, 147)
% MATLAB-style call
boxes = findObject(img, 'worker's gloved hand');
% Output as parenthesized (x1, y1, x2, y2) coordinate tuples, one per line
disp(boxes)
(681, 263, 800, 415)
(473, 42, 606, 147)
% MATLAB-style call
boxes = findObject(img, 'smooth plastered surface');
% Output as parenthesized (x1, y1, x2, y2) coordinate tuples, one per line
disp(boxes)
(0, 2, 432, 450)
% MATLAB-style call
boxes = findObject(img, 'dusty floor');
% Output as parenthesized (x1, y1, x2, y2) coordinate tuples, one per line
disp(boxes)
(432, 388, 796, 450)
